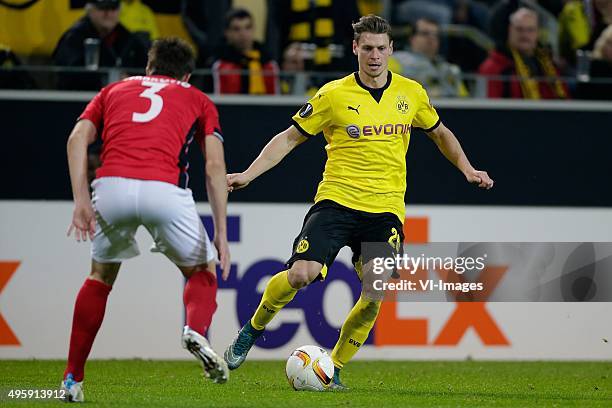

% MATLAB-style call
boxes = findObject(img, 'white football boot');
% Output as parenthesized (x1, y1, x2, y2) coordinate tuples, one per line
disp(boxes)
(182, 325, 229, 384)
(60, 373, 84, 402)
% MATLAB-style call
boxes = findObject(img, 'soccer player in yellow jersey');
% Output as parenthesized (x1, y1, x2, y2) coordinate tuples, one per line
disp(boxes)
(224, 14, 494, 389)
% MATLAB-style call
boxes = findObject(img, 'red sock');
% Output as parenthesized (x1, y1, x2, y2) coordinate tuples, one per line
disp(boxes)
(64, 279, 112, 382)
(183, 270, 218, 335)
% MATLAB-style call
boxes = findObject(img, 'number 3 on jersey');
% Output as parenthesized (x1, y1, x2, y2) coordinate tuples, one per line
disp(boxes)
(132, 81, 167, 123)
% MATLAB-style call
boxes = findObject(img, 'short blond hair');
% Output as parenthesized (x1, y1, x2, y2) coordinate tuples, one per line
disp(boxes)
(593, 25, 612, 59)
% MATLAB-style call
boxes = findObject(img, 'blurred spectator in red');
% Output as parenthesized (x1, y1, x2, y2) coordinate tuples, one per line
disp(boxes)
(478, 7, 568, 98)
(212, 8, 279, 95)
(488, 0, 559, 51)
(53, 0, 148, 90)
(576, 25, 612, 100)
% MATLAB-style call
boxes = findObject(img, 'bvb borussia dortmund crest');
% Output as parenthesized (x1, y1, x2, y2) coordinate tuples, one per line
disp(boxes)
(396, 96, 409, 114)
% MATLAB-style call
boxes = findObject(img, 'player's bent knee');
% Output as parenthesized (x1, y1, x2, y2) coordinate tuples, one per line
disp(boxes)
(90, 260, 121, 286)
(360, 259, 393, 302)
(179, 263, 215, 279)
(287, 266, 310, 289)
(287, 261, 321, 289)
(361, 280, 386, 302)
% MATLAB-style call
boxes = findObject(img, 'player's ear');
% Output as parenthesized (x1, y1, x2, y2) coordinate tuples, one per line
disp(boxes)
(352, 40, 358, 56)
(389, 40, 394, 54)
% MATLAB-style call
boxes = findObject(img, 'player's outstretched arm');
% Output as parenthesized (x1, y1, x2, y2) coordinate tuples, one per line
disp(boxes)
(227, 125, 307, 191)
(204, 135, 231, 280)
(66, 119, 97, 241)
(426, 123, 494, 189)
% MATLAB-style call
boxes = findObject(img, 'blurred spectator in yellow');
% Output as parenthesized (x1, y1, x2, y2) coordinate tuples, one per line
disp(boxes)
(394, 18, 469, 97)
(478, 7, 568, 98)
(119, 0, 159, 46)
(559, 0, 612, 65)
(53, 0, 148, 90)
(212, 8, 279, 94)
(558, 0, 591, 64)
(576, 25, 612, 100)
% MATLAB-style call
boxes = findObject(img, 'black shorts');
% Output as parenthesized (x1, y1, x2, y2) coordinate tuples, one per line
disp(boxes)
(287, 200, 404, 280)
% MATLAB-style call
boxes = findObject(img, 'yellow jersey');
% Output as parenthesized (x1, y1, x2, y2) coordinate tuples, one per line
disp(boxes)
(291, 71, 440, 223)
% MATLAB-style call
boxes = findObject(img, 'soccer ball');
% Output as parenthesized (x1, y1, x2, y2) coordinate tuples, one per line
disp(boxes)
(285, 345, 334, 391)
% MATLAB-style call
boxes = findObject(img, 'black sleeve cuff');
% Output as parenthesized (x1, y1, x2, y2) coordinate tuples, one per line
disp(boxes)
(415, 118, 441, 133)
(290, 119, 315, 138)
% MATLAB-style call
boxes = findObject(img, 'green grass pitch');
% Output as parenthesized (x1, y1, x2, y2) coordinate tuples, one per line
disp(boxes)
(0, 360, 610, 407)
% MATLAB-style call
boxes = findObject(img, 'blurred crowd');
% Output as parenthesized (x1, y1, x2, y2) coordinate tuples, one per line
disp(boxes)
(1, 0, 611, 100)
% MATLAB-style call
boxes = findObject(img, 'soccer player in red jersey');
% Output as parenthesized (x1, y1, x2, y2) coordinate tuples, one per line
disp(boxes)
(61, 38, 230, 402)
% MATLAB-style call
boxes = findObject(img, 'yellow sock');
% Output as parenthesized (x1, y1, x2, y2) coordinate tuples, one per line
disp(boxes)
(250, 270, 298, 330)
(330, 296, 381, 369)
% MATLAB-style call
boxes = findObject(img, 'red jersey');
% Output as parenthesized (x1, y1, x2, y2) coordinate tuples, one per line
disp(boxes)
(80, 75, 222, 188)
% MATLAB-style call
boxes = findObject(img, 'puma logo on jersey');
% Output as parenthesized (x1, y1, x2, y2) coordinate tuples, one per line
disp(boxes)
(347, 105, 360, 114)
(348, 338, 362, 347)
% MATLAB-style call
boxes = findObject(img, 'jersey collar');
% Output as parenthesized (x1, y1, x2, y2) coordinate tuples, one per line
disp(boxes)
(354, 71, 392, 104)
